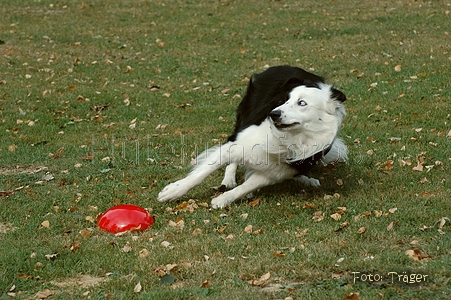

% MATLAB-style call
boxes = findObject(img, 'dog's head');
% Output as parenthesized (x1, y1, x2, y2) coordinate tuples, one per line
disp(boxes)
(269, 79, 346, 134)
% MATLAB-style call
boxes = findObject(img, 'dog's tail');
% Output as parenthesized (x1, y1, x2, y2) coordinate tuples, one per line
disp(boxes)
(322, 138, 348, 165)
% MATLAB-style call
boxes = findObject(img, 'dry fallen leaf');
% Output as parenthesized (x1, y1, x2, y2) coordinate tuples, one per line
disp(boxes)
(244, 225, 253, 233)
(343, 292, 360, 300)
(120, 242, 132, 253)
(200, 279, 210, 288)
(273, 250, 286, 257)
(341, 221, 350, 228)
(249, 272, 271, 287)
(134, 281, 142, 293)
(405, 248, 431, 261)
(253, 228, 263, 235)
(165, 264, 178, 272)
(303, 203, 316, 209)
(386, 222, 394, 231)
(45, 253, 58, 260)
(259, 272, 271, 282)
(412, 162, 424, 172)
(323, 194, 334, 200)
(438, 217, 449, 229)
(357, 227, 367, 234)
(139, 249, 150, 258)
(330, 213, 342, 221)
(249, 198, 260, 207)
(41, 220, 50, 228)
(161, 241, 172, 248)
(154, 267, 167, 277)
(388, 207, 398, 214)
(312, 211, 324, 222)
(168, 219, 185, 230)
(79, 229, 91, 237)
(384, 160, 394, 170)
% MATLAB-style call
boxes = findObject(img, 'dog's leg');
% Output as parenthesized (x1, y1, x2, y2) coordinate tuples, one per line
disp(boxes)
(211, 172, 273, 209)
(220, 163, 238, 188)
(158, 144, 231, 202)
(293, 175, 320, 187)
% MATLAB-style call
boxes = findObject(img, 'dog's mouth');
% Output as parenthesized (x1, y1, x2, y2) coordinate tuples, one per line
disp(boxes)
(273, 122, 300, 130)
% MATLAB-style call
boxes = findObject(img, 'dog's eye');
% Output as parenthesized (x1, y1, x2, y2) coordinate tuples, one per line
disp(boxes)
(298, 100, 307, 106)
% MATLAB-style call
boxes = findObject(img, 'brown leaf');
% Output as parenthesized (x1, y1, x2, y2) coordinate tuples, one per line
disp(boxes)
(273, 250, 286, 257)
(165, 264, 178, 272)
(40, 220, 50, 229)
(79, 229, 91, 237)
(249, 272, 271, 286)
(244, 225, 253, 233)
(249, 198, 260, 208)
(384, 159, 394, 170)
(200, 279, 210, 288)
(303, 203, 316, 209)
(341, 221, 350, 228)
(70, 242, 80, 252)
(217, 225, 227, 233)
(120, 242, 133, 253)
(343, 292, 360, 300)
(0, 190, 15, 197)
(330, 213, 342, 221)
(138, 249, 150, 258)
(412, 162, 424, 172)
(253, 228, 263, 235)
(312, 211, 324, 222)
(357, 227, 367, 234)
(154, 267, 167, 277)
(82, 154, 94, 161)
(405, 248, 431, 261)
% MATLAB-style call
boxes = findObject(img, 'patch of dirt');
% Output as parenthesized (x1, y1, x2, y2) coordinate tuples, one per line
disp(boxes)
(50, 275, 109, 289)
(0, 165, 48, 176)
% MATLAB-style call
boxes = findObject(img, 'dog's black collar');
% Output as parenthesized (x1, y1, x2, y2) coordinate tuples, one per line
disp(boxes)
(287, 146, 332, 172)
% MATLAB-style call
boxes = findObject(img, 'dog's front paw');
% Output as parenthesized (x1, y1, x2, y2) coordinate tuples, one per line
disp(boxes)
(294, 175, 321, 187)
(157, 180, 190, 202)
(220, 177, 237, 189)
(211, 193, 235, 209)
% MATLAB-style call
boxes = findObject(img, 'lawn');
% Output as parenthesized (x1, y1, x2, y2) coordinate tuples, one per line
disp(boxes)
(1, 0, 450, 299)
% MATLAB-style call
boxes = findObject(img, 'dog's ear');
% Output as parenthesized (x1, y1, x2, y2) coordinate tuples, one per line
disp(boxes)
(331, 87, 346, 102)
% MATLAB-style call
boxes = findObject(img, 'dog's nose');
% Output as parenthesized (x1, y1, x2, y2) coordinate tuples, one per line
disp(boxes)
(269, 110, 281, 121)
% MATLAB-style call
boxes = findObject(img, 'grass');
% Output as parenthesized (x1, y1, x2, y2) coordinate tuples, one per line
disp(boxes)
(1, 0, 450, 299)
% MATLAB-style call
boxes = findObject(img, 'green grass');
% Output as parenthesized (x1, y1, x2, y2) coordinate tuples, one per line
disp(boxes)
(1, 0, 450, 299)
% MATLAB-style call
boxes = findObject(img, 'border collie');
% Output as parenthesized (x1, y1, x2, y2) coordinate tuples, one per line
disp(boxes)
(158, 65, 347, 208)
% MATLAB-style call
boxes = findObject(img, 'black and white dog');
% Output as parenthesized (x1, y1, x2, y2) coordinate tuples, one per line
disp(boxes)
(158, 65, 347, 208)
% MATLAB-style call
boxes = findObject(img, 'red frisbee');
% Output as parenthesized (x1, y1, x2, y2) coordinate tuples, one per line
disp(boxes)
(97, 204, 154, 233)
